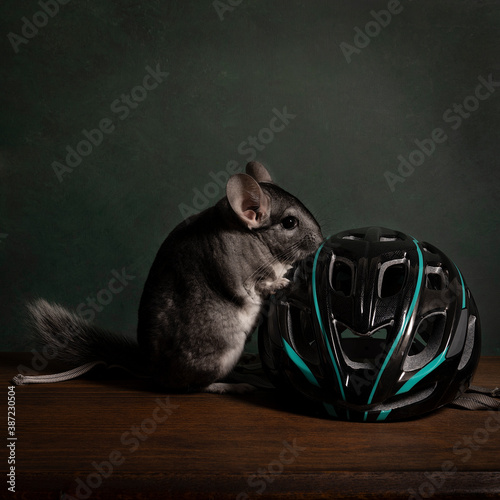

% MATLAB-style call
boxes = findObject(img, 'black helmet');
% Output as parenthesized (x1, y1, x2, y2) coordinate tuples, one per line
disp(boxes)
(259, 227, 481, 422)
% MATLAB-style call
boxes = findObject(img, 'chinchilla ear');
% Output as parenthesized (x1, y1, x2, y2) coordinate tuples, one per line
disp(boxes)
(226, 173, 270, 229)
(245, 161, 273, 183)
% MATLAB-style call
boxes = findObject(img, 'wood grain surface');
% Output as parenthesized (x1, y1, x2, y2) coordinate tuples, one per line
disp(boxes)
(2, 353, 500, 499)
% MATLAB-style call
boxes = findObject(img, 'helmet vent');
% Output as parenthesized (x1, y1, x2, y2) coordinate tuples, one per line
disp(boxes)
(378, 260, 407, 298)
(329, 258, 353, 296)
(421, 243, 442, 262)
(336, 323, 389, 369)
(425, 266, 449, 290)
(340, 328, 388, 341)
(403, 312, 446, 372)
(458, 315, 476, 371)
(288, 305, 320, 365)
(375, 384, 436, 412)
(342, 233, 364, 240)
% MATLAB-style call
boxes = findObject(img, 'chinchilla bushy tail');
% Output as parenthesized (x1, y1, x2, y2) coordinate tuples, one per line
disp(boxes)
(25, 298, 146, 376)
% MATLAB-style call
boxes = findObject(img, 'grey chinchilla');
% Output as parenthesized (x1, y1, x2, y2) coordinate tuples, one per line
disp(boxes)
(27, 161, 323, 393)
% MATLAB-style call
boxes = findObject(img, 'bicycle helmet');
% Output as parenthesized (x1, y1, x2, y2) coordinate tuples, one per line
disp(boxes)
(259, 226, 481, 422)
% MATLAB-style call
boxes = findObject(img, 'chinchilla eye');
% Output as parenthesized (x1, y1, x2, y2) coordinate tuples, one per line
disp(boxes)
(281, 216, 298, 230)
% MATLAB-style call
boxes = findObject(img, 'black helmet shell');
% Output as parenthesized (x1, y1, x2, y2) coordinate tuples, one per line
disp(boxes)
(259, 227, 481, 422)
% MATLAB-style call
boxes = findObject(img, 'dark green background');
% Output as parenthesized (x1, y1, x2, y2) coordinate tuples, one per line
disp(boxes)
(1, 1, 499, 354)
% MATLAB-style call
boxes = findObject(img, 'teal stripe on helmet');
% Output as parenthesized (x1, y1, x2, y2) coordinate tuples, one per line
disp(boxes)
(312, 240, 347, 402)
(375, 348, 449, 421)
(364, 238, 424, 421)
(376, 410, 391, 421)
(323, 402, 338, 418)
(396, 347, 449, 396)
(454, 263, 466, 309)
(283, 338, 320, 387)
(283, 338, 341, 420)
(371, 342, 449, 423)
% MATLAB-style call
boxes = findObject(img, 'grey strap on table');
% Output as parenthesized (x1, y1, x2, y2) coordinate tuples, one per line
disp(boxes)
(12, 361, 105, 385)
(450, 385, 500, 410)
(11, 361, 151, 385)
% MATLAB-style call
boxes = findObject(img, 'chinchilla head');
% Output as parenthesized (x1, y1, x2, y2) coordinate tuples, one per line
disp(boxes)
(226, 162, 323, 266)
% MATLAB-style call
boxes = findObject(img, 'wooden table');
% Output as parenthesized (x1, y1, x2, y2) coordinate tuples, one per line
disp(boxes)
(2, 353, 500, 499)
